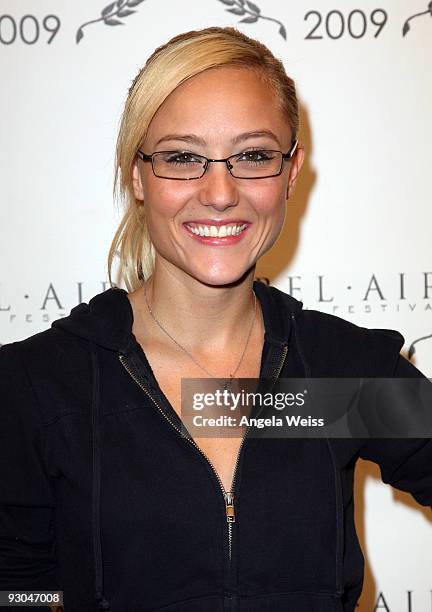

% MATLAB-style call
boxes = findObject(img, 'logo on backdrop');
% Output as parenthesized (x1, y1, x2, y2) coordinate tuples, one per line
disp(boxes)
(76, 0, 286, 44)
(402, 1, 432, 36)
(257, 273, 432, 316)
(76, 0, 145, 44)
(408, 332, 432, 361)
(360, 590, 432, 611)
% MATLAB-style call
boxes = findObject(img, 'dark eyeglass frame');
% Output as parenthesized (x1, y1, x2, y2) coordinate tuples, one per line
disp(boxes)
(136, 139, 299, 180)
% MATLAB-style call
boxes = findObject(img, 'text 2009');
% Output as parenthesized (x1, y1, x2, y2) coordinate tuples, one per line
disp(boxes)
(305, 9, 388, 39)
(0, 15, 60, 45)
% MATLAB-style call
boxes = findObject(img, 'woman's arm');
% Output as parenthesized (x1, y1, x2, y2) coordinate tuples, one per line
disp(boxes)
(0, 343, 58, 609)
(358, 354, 432, 508)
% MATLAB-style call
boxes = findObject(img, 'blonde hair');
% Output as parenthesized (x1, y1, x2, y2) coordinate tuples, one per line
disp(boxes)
(108, 26, 299, 291)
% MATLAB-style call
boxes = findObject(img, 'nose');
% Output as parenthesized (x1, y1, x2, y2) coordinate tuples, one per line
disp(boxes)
(198, 160, 239, 212)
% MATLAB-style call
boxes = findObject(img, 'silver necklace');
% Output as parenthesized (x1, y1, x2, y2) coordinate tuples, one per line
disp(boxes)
(143, 285, 257, 392)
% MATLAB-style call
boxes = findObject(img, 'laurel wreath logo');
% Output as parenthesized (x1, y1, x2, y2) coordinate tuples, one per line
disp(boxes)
(402, 1, 432, 36)
(217, 0, 287, 39)
(76, 0, 286, 44)
(76, 0, 145, 44)
(408, 332, 432, 360)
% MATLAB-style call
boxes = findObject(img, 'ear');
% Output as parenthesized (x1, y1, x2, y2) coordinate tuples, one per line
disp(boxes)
(286, 144, 305, 200)
(132, 159, 144, 201)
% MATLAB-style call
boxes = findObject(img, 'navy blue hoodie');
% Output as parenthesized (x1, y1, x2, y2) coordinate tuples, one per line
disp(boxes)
(1, 280, 431, 611)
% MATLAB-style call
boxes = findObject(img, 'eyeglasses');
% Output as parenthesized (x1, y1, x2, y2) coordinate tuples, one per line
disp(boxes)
(136, 139, 298, 180)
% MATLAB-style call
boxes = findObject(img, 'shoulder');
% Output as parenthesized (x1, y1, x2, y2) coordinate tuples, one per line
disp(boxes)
(299, 306, 404, 348)
(298, 307, 404, 376)
(267, 284, 405, 376)
(0, 327, 92, 425)
(1, 324, 91, 376)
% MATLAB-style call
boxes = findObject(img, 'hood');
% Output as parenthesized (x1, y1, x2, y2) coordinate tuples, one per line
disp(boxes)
(52, 280, 304, 351)
(52, 286, 134, 353)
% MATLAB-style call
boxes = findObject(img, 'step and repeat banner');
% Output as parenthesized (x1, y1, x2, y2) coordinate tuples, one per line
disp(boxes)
(1, 1, 431, 609)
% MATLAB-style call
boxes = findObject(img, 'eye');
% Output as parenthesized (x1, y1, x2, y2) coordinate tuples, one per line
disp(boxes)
(163, 151, 204, 165)
(236, 150, 275, 164)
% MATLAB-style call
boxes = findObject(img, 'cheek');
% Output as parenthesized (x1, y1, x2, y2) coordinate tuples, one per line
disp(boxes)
(248, 182, 287, 221)
(266, 202, 286, 239)
(143, 180, 191, 223)
(141, 183, 196, 252)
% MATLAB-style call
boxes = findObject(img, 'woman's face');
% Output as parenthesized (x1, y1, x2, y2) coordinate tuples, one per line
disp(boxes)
(132, 66, 304, 287)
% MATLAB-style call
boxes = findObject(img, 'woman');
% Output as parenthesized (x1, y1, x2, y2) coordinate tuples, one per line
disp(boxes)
(1, 26, 431, 612)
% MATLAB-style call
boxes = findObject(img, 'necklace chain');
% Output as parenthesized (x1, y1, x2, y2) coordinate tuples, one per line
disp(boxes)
(143, 284, 257, 389)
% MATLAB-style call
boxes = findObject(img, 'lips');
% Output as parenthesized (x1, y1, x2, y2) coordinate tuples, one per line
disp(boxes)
(185, 222, 248, 238)
(183, 219, 250, 227)
(183, 221, 250, 244)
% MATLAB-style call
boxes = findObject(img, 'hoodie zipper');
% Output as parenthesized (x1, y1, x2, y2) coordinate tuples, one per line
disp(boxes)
(272, 344, 288, 382)
(225, 343, 289, 561)
(119, 344, 288, 566)
(118, 354, 237, 561)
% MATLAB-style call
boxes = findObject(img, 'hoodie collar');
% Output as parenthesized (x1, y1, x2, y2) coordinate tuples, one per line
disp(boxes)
(52, 280, 304, 352)
(52, 286, 134, 353)
(253, 280, 303, 345)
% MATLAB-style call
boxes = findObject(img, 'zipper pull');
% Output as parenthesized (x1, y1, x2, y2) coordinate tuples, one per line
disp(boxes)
(225, 491, 235, 523)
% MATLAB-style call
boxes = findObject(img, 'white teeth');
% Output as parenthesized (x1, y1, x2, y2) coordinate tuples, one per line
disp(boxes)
(187, 223, 247, 238)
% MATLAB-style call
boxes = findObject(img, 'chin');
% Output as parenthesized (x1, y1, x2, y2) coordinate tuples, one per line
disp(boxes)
(187, 265, 254, 288)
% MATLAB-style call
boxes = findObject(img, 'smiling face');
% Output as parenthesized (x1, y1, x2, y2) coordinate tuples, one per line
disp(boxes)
(132, 65, 304, 288)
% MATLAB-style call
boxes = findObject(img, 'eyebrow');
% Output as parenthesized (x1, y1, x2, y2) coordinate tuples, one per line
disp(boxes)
(154, 130, 281, 148)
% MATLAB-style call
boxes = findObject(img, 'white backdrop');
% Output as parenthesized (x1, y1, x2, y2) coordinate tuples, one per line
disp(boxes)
(1, 1, 431, 609)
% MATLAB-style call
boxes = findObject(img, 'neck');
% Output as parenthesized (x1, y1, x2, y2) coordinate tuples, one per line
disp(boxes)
(129, 263, 261, 353)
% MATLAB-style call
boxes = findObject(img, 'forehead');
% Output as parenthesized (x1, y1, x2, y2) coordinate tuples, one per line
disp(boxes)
(145, 66, 291, 146)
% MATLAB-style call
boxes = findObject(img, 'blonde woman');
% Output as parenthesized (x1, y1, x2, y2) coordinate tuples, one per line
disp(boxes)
(1, 27, 431, 612)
